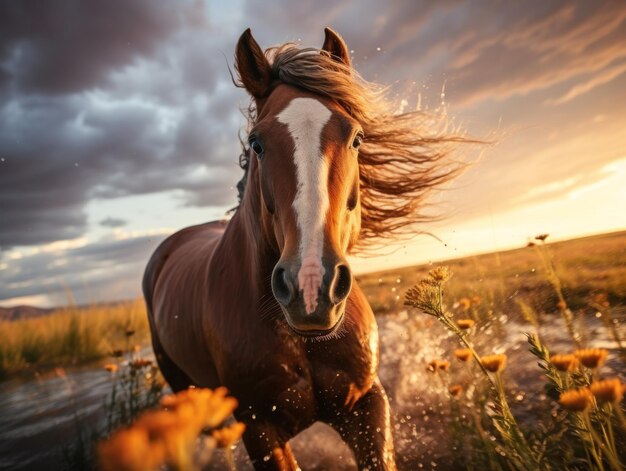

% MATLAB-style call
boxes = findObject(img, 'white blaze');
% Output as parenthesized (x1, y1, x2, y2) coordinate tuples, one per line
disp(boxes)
(277, 97, 331, 314)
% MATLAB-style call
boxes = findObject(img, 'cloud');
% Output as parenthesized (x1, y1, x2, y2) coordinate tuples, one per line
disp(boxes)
(99, 217, 127, 228)
(0, 231, 170, 305)
(0, 0, 247, 250)
(546, 60, 626, 105)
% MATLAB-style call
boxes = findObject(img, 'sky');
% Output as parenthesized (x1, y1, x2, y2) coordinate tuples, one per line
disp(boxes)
(1, 0, 625, 307)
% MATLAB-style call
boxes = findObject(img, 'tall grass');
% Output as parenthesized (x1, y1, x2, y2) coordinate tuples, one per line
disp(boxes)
(0, 299, 148, 379)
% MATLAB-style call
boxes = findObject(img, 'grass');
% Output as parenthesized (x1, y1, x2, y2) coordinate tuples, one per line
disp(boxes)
(0, 299, 149, 380)
(357, 230, 626, 319)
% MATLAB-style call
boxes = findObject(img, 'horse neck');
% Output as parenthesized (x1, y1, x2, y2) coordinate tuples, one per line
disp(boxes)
(220, 165, 278, 298)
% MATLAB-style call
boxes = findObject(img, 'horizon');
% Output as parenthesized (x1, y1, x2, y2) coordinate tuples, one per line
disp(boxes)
(2, 228, 623, 310)
(1, 1, 626, 308)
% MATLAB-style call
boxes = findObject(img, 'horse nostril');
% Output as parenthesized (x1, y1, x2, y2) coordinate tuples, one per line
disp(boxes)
(331, 264, 352, 304)
(271, 265, 294, 307)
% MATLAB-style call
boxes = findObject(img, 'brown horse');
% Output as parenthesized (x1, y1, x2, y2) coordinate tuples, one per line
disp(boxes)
(144, 28, 460, 470)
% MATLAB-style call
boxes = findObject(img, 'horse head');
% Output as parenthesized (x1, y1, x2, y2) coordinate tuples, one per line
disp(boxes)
(235, 28, 361, 337)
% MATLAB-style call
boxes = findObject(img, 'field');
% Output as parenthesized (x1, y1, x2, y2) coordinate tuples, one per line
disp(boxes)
(1, 230, 625, 470)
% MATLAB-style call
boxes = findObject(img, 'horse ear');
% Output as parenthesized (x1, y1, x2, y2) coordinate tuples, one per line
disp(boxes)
(322, 27, 351, 66)
(236, 28, 272, 99)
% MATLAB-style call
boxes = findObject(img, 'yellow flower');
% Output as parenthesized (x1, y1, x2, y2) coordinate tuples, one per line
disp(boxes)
(481, 354, 507, 373)
(558, 388, 593, 412)
(549, 354, 579, 372)
(448, 385, 463, 397)
(454, 349, 472, 362)
(574, 348, 608, 369)
(457, 319, 475, 330)
(212, 422, 246, 448)
(104, 364, 119, 373)
(590, 379, 625, 404)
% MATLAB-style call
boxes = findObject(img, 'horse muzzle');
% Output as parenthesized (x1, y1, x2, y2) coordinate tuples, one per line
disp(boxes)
(271, 257, 352, 336)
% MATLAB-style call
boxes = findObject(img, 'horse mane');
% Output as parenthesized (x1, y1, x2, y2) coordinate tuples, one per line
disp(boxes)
(234, 43, 472, 253)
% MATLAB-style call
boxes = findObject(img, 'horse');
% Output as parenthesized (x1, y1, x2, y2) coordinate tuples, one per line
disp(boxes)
(143, 27, 460, 470)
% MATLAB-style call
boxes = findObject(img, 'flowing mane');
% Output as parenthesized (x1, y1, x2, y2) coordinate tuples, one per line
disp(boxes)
(235, 43, 468, 252)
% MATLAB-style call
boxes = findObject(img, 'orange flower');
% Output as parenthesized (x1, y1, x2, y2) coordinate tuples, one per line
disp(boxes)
(458, 298, 471, 311)
(457, 319, 475, 330)
(454, 349, 472, 362)
(471, 296, 481, 306)
(212, 422, 246, 448)
(104, 364, 119, 373)
(574, 348, 608, 369)
(558, 388, 593, 412)
(427, 360, 450, 372)
(590, 379, 625, 404)
(549, 354, 579, 372)
(481, 354, 507, 373)
(448, 385, 463, 397)
(556, 300, 567, 311)
(592, 293, 610, 308)
(98, 427, 164, 471)
(130, 358, 153, 369)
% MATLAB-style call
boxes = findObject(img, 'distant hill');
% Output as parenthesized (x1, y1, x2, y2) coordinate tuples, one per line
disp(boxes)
(0, 305, 53, 321)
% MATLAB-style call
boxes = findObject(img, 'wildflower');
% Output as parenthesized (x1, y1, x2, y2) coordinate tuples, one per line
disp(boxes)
(574, 348, 608, 369)
(429, 267, 450, 283)
(448, 385, 463, 397)
(404, 280, 439, 315)
(458, 298, 471, 311)
(457, 319, 475, 330)
(592, 293, 610, 308)
(481, 354, 507, 373)
(454, 349, 472, 362)
(589, 378, 625, 404)
(427, 360, 450, 372)
(471, 296, 481, 306)
(535, 234, 549, 241)
(558, 388, 593, 412)
(212, 422, 246, 448)
(549, 354, 579, 372)
(130, 359, 153, 369)
(556, 300, 567, 311)
(104, 364, 119, 373)
(133, 345, 141, 353)
(98, 427, 163, 471)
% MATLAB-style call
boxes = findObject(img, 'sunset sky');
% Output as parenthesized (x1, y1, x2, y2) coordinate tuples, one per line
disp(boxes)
(1, 1, 625, 307)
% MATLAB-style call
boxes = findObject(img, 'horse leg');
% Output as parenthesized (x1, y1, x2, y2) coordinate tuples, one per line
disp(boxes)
(238, 418, 299, 471)
(329, 379, 396, 470)
(148, 316, 194, 392)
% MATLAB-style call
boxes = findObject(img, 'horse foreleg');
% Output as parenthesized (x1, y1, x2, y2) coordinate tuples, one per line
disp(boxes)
(239, 419, 299, 471)
(331, 379, 396, 471)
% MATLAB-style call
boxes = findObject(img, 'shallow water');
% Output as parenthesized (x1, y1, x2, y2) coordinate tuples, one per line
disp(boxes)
(0, 311, 622, 470)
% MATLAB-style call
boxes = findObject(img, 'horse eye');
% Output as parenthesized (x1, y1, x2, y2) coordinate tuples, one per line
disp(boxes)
(249, 137, 264, 156)
(352, 134, 363, 149)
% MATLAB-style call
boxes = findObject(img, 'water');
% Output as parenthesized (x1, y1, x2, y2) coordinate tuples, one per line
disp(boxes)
(0, 312, 621, 470)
